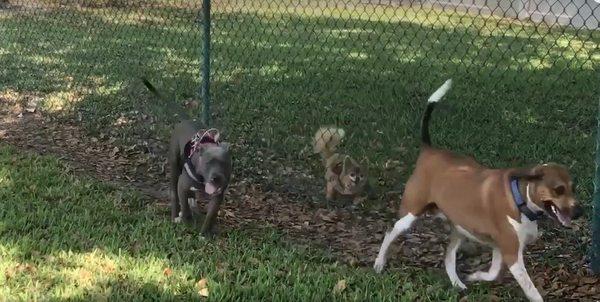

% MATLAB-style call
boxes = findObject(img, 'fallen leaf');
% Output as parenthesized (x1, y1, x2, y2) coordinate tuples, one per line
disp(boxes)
(249, 257, 261, 265)
(184, 99, 199, 109)
(5, 268, 15, 280)
(25, 97, 39, 113)
(110, 147, 120, 157)
(163, 268, 173, 277)
(581, 276, 598, 285)
(333, 279, 347, 294)
(197, 278, 208, 290)
(216, 262, 229, 274)
(199, 288, 209, 297)
(319, 212, 336, 223)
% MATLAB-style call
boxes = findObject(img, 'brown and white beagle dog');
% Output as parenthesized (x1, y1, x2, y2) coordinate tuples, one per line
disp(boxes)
(373, 79, 583, 302)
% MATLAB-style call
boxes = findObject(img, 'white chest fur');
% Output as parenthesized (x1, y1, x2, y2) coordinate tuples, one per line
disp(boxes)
(507, 214, 540, 246)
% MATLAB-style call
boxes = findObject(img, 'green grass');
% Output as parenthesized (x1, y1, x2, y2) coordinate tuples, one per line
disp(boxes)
(0, 2, 598, 300)
(0, 144, 509, 301)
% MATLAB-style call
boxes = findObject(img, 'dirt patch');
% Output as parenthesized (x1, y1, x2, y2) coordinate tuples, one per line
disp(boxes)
(0, 106, 598, 301)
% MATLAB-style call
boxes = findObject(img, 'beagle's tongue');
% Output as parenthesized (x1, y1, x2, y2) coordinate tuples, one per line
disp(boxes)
(205, 183, 217, 195)
(552, 205, 571, 227)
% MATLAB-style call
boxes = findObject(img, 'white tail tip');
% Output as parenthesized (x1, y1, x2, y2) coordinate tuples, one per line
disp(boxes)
(427, 79, 453, 103)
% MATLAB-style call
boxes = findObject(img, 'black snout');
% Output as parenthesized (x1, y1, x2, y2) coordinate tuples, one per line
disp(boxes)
(211, 174, 224, 186)
(571, 204, 583, 220)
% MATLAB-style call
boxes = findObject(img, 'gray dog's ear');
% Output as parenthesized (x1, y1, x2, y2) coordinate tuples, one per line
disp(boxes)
(208, 129, 220, 142)
(198, 144, 208, 156)
(219, 142, 231, 152)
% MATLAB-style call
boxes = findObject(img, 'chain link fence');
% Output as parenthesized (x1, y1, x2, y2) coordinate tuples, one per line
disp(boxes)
(1, 0, 599, 269)
(209, 0, 599, 150)
(2, 0, 598, 156)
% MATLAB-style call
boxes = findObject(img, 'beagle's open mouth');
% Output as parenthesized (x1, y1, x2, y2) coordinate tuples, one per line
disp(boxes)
(543, 201, 571, 227)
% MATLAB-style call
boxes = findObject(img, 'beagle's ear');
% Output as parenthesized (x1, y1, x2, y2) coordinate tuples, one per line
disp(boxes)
(511, 166, 544, 181)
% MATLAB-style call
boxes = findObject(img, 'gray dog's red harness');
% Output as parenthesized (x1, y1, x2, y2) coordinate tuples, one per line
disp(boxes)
(183, 129, 220, 185)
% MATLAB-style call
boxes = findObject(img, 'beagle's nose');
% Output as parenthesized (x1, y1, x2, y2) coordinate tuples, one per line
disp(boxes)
(571, 204, 583, 220)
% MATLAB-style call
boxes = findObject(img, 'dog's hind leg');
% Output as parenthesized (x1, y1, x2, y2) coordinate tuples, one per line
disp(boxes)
(177, 175, 194, 223)
(445, 230, 466, 289)
(373, 213, 418, 273)
(498, 232, 543, 302)
(505, 249, 543, 302)
(169, 137, 182, 221)
(374, 178, 430, 273)
(467, 247, 503, 282)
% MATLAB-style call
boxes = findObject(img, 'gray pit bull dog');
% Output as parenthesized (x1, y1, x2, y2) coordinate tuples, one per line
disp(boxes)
(143, 79, 232, 237)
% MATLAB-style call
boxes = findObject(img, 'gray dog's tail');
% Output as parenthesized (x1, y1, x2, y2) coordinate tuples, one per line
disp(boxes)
(142, 78, 161, 98)
(421, 79, 452, 146)
(141, 78, 189, 119)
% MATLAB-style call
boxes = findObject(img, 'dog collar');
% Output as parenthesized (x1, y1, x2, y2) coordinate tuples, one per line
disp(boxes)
(510, 178, 543, 221)
(184, 158, 205, 185)
(183, 129, 220, 186)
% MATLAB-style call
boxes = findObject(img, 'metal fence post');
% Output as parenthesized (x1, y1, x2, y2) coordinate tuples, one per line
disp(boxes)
(592, 99, 600, 274)
(201, 0, 211, 126)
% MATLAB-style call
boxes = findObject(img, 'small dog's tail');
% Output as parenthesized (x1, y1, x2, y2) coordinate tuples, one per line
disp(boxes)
(421, 79, 452, 146)
(313, 126, 345, 163)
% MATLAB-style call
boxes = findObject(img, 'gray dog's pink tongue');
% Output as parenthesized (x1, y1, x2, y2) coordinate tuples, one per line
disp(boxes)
(205, 182, 217, 195)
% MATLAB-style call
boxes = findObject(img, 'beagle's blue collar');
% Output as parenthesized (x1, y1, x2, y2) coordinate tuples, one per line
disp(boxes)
(510, 178, 544, 221)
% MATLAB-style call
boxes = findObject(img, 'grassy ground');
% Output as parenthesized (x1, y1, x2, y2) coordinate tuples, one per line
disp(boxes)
(0, 144, 505, 301)
(0, 1, 599, 300)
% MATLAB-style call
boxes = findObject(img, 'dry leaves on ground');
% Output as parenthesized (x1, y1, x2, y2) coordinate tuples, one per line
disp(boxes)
(197, 278, 209, 297)
(333, 279, 347, 294)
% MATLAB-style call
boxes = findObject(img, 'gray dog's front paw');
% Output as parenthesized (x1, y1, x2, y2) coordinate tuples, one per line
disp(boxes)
(373, 258, 386, 273)
(173, 211, 183, 223)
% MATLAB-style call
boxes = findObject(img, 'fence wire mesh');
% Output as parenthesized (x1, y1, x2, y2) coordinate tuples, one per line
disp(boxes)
(1, 0, 599, 219)
(2, 1, 598, 146)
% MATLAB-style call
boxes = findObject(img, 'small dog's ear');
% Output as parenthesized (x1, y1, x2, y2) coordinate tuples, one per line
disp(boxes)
(360, 160, 369, 173)
(332, 162, 343, 175)
(342, 155, 351, 169)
